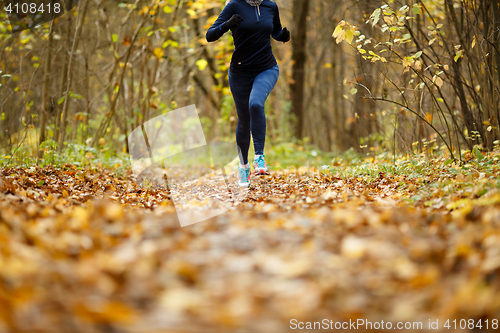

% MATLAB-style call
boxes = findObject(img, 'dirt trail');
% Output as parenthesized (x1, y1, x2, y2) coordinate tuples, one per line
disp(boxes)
(1, 165, 500, 332)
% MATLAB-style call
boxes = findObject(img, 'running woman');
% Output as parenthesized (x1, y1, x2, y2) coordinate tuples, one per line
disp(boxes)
(206, 0, 290, 188)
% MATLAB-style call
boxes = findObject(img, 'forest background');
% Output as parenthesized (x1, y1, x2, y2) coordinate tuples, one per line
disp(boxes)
(1, 0, 499, 166)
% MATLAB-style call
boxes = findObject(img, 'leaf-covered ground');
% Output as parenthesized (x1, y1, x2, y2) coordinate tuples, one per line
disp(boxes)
(1, 154, 500, 332)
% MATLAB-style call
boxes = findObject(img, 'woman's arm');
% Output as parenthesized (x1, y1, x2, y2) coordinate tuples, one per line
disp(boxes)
(272, 4, 289, 42)
(206, 3, 234, 42)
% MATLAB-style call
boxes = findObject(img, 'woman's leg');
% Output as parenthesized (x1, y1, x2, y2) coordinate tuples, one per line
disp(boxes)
(248, 65, 279, 156)
(229, 71, 254, 165)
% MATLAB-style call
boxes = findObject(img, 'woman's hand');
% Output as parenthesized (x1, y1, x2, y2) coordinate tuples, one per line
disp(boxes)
(225, 14, 244, 29)
(281, 28, 290, 43)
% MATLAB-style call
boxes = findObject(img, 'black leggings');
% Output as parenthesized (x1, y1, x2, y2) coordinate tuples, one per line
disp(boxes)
(228, 65, 279, 165)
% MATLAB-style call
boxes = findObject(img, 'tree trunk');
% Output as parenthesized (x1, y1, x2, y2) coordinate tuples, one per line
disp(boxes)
(290, 0, 309, 139)
(38, 21, 53, 159)
(338, 42, 347, 150)
(53, 4, 73, 144)
(491, 0, 500, 141)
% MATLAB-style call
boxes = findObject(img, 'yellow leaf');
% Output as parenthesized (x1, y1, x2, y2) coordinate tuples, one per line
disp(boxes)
(425, 112, 433, 123)
(207, 15, 218, 26)
(345, 29, 354, 44)
(138, 5, 149, 15)
(332, 24, 343, 38)
(335, 30, 346, 44)
(186, 9, 197, 19)
(198, 38, 209, 46)
(74, 301, 136, 324)
(196, 59, 208, 71)
(153, 47, 164, 59)
(472, 36, 476, 49)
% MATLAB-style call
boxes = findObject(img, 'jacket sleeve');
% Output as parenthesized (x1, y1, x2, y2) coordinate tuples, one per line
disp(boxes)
(206, 3, 234, 42)
(271, 3, 285, 41)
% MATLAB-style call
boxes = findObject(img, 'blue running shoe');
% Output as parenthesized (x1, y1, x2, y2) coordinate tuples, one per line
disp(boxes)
(253, 155, 270, 176)
(238, 166, 251, 188)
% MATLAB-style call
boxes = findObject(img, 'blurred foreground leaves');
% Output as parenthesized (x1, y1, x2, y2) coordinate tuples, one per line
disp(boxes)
(1, 156, 500, 332)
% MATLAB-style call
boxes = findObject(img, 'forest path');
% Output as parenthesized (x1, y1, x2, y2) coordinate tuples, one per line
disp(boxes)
(0, 164, 499, 332)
